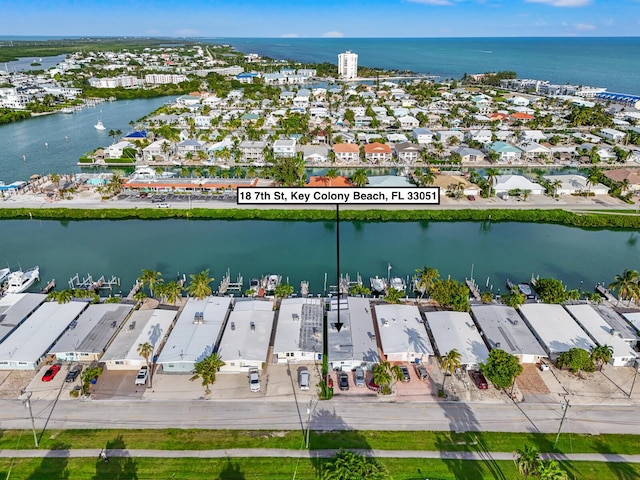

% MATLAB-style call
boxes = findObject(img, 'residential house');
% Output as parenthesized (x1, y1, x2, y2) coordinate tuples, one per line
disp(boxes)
(397, 115, 419, 130)
(508, 96, 530, 107)
(487, 141, 522, 163)
(333, 143, 361, 163)
(492, 175, 544, 195)
(600, 128, 626, 143)
(272, 139, 297, 158)
(412, 128, 434, 145)
(520, 143, 552, 162)
(436, 130, 465, 145)
(603, 169, 640, 191)
(543, 174, 610, 195)
(302, 145, 329, 163)
(142, 139, 177, 163)
(177, 139, 206, 157)
(452, 146, 486, 163)
(520, 130, 547, 143)
(363, 142, 393, 164)
(238, 140, 267, 163)
(466, 129, 492, 145)
(104, 141, 136, 160)
(394, 142, 422, 163)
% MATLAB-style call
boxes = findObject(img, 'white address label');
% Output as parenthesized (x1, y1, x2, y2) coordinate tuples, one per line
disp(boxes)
(237, 187, 440, 205)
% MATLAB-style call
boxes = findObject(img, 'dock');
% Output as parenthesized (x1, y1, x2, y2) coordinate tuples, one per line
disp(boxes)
(69, 273, 120, 292)
(127, 280, 142, 299)
(300, 280, 309, 297)
(595, 283, 618, 303)
(218, 270, 244, 296)
(40, 279, 55, 294)
(465, 278, 481, 301)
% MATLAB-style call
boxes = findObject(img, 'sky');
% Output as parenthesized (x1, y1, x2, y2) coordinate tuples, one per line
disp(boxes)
(1, 0, 639, 38)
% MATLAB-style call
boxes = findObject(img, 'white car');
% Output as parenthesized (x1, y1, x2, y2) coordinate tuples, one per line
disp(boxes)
(299, 369, 310, 390)
(248, 367, 260, 392)
(157, 202, 171, 208)
(135, 366, 148, 385)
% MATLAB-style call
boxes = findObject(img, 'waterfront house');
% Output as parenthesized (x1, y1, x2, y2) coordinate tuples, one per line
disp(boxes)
(451, 146, 486, 163)
(519, 304, 596, 362)
(520, 142, 552, 162)
(397, 115, 420, 130)
(142, 139, 177, 163)
(412, 128, 434, 145)
(363, 142, 393, 164)
(466, 129, 492, 145)
(487, 141, 522, 163)
(599, 128, 626, 143)
(218, 299, 275, 373)
(102, 308, 176, 370)
(431, 175, 480, 196)
(177, 139, 207, 157)
(157, 297, 231, 374)
(327, 297, 380, 370)
(0, 301, 88, 370)
(105, 141, 137, 160)
(387, 133, 409, 144)
(394, 142, 422, 163)
(0, 293, 47, 344)
(238, 140, 267, 163)
(302, 145, 329, 163)
(273, 297, 324, 363)
(470, 305, 547, 364)
(493, 175, 544, 195)
(367, 175, 414, 188)
(333, 143, 361, 163)
(436, 130, 465, 145)
(543, 174, 609, 195)
(375, 304, 433, 363)
(272, 138, 297, 158)
(424, 311, 490, 370)
(520, 130, 547, 143)
(50, 304, 134, 363)
(307, 175, 352, 187)
(603, 169, 640, 191)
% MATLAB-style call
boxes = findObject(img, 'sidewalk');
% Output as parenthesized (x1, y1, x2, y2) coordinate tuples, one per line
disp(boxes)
(1, 448, 640, 463)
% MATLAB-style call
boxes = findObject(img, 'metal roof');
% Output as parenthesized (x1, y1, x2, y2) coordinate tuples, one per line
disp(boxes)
(273, 297, 323, 356)
(424, 311, 489, 366)
(375, 304, 433, 357)
(327, 297, 379, 365)
(0, 293, 47, 342)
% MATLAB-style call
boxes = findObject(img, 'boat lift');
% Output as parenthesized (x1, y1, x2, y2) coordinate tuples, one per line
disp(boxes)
(68, 273, 120, 292)
(218, 269, 243, 296)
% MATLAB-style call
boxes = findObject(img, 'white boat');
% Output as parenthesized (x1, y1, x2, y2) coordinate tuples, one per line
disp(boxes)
(5, 266, 40, 294)
(370, 276, 386, 294)
(389, 276, 406, 294)
(94, 120, 106, 131)
(0, 267, 10, 285)
(264, 274, 281, 294)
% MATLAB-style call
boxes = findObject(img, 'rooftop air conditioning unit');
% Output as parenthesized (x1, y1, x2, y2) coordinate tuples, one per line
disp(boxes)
(250, 322, 256, 331)
(230, 322, 235, 331)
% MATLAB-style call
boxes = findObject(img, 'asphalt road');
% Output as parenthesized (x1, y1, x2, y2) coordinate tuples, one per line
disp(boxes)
(2, 398, 639, 435)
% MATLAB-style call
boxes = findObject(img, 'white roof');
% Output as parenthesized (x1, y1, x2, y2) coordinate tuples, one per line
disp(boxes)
(565, 305, 637, 360)
(49, 304, 133, 355)
(493, 175, 544, 193)
(157, 297, 231, 364)
(273, 297, 323, 356)
(101, 309, 176, 362)
(0, 293, 47, 342)
(0, 301, 88, 365)
(593, 305, 640, 342)
(519, 304, 596, 354)
(218, 300, 274, 365)
(425, 311, 489, 366)
(374, 304, 433, 356)
(327, 297, 379, 364)
(543, 175, 609, 194)
(470, 305, 546, 357)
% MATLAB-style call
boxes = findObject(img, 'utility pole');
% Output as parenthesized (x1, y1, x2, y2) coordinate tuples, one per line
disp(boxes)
(305, 398, 317, 449)
(629, 361, 639, 398)
(23, 392, 39, 448)
(553, 399, 570, 449)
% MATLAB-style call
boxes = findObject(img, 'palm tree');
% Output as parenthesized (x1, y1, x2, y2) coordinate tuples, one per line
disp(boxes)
(414, 266, 439, 302)
(350, 168, 368, 187)
(186, 269, 215, 300)
(133, 290, 147, 302)
(138, 269, 163, 298)
(536, 460, 568, 480)
(513, 444, 540, 480)
(384, 287, 403, 304)
(440, 349, 462, 393)
(137, 342, 154, 386)
(274, 282, 294, 299)
(371, 361, 403, 395)
(190, 352, 225, 395)
(591, 345, 613, 371)
(162, 280, 183, 305)
(55, 289, 74, 304)
(326, 168, 339, 187)
(485, 168, 499, 196)
(609, 269, 640, 306)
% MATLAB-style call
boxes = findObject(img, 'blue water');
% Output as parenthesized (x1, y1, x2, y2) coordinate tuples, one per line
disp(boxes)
(217, 37, 640, 95)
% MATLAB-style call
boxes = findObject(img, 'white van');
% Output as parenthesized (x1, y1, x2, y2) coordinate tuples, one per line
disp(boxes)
(299, 369, 310, 390)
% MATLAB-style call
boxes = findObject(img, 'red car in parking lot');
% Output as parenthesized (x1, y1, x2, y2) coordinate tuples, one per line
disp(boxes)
(42, 364, 61, 382)
(470, 371, 488, 389)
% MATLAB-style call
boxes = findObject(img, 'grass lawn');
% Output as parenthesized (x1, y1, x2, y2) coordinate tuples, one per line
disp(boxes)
(0, 457, 637, 480)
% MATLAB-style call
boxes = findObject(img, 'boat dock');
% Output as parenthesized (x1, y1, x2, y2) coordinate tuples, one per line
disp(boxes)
(127, 280, 142, 299)
(69, 273, 120, 292)
(465, 278, 481, 301)
(218, 270, 243, 296)
(595, 283, 618, 303)
(300, 281, 309, 297)
(40, 279, 55, 294)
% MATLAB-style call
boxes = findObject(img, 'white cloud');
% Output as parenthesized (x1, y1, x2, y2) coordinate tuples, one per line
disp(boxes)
(575, 23, 596, 30)
(280, 33, 299, 38)
(322, 31, 344, 38)
(525, 0, 591, 6)
(407, 0, 454, 5)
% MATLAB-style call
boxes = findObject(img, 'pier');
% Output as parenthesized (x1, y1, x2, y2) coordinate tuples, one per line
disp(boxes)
(465, 278, 481, 301)
(218, 270, 244, 296)
(68, 273, 120, 292)
(40, 279, 55, 294)
(127, 280, 142, 299)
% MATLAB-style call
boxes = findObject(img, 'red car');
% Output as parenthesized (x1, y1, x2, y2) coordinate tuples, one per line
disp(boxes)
(470, 371, 488, 389)
(41, 364, 61, 382)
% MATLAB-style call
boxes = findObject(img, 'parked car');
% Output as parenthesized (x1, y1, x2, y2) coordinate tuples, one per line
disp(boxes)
(399, 365, 410, 382)
(42, 364, 61, 382)
(354, 367, 365, 387)
(151, 196, 165, 203)
(65, 364, 83, 383)
(299, 368, 310, 391)
(470, 371, 488, 389)
(156, 202, 171, 208)
(414, 364, 428, 380)
(467, 195, 476, 201)
(338, 372, 349, 391)
(249, 367, 261, 392)
(135, 366, 148, 385)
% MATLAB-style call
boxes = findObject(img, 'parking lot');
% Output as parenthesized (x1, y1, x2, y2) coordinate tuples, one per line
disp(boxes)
(116, 191, 237, 206)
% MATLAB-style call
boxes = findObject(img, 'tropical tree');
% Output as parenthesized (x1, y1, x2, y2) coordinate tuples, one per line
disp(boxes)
(591, 344, 613, 371)
(321, 450, 390, 480)
(513, 444, 540, 480)
(556, 348, 594, 374)
(537, 460, 568, 480)
(384, 287, 403, 304)
(162, 280, 183, 305)
(350, 168, 368, 187)
(609, 269, 640, 306)
(440, 349, 462, 394)
(503, 287, 526, 309)
(137, 342, 154, 386)
(372, 361, 403, 395)
(138, 269, 163, 298)
(325, 168, 339, 187)
(274, 282, 294, 299)
(414, 266, 439, 302)
(485, 167, 499, 196)
(534, 278, 568, 304)
(480, 349, 523, 390)
(430, 278, 470, 312)
(349, 283, 371, 297)
(186, 269, 215, 300)
(133, 290, 147, 302)
(190, 352, 225, 395)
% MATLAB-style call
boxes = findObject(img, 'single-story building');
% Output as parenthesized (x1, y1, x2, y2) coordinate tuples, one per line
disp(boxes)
(217, 299, 275, 372)
(157, 297, 232, 374)
(470, 305, 547, 364)
(518, 304, 596, 361)
(492, 175, 545, 195)
(273, 297, 324, 363)
(0, 300, 88, 370)
(0, 293, 47, 343)
(543, 175, 609, 195)
(424, 311, 490, 369)
(101, 308, 176, 370)
(375, 304, 433, 363)
(49, 304, 134, 362)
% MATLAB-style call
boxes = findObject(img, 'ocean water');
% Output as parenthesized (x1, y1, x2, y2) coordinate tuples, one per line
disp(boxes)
(216, 37, 640, 95)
